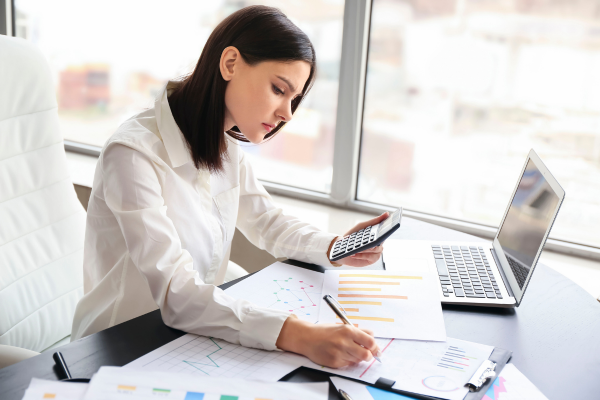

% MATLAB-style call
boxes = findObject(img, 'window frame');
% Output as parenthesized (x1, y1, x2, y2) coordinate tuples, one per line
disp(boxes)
(8, 0, 599, 261)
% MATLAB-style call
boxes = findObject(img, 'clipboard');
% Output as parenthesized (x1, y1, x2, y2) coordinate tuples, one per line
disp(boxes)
(367, 347, 512, 400)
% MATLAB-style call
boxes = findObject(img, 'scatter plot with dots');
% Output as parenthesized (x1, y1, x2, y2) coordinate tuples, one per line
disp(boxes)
(225, 262, 324, 324)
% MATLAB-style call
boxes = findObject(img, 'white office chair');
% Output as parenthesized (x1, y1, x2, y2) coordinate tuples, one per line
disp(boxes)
(0, 35, 86, 368)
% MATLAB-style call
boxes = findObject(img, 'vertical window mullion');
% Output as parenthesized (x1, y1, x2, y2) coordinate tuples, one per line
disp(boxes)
(330, 0, 372, 206)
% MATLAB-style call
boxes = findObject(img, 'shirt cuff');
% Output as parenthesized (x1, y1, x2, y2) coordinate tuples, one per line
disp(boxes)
(306, 231, 338, 267)
(239, 306, 290, 351)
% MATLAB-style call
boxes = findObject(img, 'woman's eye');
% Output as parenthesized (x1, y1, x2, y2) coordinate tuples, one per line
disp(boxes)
(272, 84, 284, 95)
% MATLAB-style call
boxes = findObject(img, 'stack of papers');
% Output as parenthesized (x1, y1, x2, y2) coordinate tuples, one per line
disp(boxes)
(24, 262, 545, 400)
(21, 366, 328, 400)
(225, 262, 447, 341)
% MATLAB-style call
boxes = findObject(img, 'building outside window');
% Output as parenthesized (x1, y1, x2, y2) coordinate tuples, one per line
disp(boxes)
(14, 0, 345, 193)
(358, 0, 600, 247)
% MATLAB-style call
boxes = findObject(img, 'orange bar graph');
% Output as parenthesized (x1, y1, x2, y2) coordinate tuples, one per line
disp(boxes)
(118, 385, 136, 391)
(339, 274, 422, 280)
(339, 301, 382, 305)
(339, 287, 381, 291)
(339, 281, 400, 285)
(338, 294, 407, 299)
(336, 316, 394, 322)
(43, 395, 56, 399)
(342, 308, 359, 312)
(336, 323, 359, 327)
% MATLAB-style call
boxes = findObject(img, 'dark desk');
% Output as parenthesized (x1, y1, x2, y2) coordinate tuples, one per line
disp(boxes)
(2, 217, 599, 399)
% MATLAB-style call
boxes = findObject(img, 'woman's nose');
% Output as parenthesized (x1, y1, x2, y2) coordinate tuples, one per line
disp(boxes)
(278, 103, 293, 123)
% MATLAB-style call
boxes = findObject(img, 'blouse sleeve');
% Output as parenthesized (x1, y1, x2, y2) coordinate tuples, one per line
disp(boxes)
(101, 143, 289, 350)
(235, 150, 338, 267)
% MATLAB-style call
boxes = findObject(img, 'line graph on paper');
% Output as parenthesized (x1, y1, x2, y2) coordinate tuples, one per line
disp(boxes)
(224, 262, 324, 324)
(126, 334, 304, 381)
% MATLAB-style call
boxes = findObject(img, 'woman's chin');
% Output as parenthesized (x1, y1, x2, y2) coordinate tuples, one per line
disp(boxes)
(244, 132, 266, 144)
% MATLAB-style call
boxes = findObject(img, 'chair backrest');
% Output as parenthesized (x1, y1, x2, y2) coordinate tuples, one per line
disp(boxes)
(0, 35, 86, 351)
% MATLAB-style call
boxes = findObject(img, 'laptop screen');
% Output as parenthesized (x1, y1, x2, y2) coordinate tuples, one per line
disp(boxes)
(496, 159, 560, 290)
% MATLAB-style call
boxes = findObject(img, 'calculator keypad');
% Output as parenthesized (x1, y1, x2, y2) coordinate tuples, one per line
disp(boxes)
(331, 225, 377, 259)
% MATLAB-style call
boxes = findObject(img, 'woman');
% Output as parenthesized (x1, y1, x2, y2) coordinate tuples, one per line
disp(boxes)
(72, 5, 387, 368)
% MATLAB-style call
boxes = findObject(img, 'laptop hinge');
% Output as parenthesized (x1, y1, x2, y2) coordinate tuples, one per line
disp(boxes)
(490, 248, 516, 302)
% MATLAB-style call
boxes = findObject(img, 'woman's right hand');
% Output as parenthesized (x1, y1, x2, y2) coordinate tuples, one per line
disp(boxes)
(275, 315, 382, 368)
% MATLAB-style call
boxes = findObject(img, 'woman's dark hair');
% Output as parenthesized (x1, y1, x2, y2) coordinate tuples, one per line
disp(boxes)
(167, 5, 317, 172)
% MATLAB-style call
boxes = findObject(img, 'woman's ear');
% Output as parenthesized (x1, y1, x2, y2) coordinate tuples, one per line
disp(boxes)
(220, 46, 240, 81)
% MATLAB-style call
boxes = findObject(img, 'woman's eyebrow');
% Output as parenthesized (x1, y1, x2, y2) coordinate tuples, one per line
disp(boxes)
(276, 75, 298, 93)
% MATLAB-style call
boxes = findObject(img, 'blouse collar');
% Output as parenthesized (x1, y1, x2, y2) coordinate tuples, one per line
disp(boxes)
(154, 80, 193, 168)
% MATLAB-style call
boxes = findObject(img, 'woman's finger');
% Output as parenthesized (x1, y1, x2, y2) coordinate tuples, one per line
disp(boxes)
(349, 253, 381, 263)
(345, 343, 372, 363)
(356, 245, 384, 254)
(353, 329, 381, 358)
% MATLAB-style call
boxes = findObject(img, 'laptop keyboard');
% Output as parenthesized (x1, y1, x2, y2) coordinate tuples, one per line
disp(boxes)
(432, 245, 503, 299)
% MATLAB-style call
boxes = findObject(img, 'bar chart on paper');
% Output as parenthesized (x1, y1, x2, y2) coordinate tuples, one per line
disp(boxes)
(318, 270, 446, 340)
(224, 262, 323, 324)
(126, 334, 305, 382)
(86, 367, 329, 400)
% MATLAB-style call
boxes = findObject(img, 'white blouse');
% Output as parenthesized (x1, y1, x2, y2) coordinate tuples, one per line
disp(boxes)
(71, 81, 337, 350)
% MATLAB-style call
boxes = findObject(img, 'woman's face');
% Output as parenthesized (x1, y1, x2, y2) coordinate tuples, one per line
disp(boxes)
(221, 47, 311, 144)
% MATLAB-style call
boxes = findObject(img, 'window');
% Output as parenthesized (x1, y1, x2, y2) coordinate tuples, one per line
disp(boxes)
(14, 0, 345, 193)
(358, 0, 600, 248)
(11, 0, 600, 255)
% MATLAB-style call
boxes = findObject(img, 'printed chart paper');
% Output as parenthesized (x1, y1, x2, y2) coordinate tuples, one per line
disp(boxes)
(318, 270, 446, 340)
(85, 366, 328, 400)
(125, 333, 305, 381)
(304, 337, 494, 400)
(482, 363, 549, 400)
(225, 262, 324, 324)
(22, 378, 88, 400)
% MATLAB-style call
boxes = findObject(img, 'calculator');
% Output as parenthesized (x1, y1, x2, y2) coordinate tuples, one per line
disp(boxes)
(329, 208, 403, 262)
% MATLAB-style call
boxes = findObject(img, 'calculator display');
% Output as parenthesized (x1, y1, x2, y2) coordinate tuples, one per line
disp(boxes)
(378, 209, 401, 236)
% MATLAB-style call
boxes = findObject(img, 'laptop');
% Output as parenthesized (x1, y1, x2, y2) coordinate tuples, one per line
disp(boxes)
(390, 149, 565, 307)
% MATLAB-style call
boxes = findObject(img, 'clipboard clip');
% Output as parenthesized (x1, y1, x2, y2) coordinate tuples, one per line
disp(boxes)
(466, 359, 496, 392)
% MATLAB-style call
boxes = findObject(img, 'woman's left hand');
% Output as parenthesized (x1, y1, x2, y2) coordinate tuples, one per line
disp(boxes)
(329, 212, 389, 267)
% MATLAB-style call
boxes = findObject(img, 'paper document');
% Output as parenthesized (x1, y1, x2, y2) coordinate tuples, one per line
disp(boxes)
(383, 240, 432, 272)
(225, 261, 324, 324)
(84, 366, 328, 400)
(304, 337, 493, 400)
(482, 363, 548, 400)
(330, 377, 417, 400)
(318, 269, 446, 340)
(21, 378, 88, 400)
(125, 333, 305, 381)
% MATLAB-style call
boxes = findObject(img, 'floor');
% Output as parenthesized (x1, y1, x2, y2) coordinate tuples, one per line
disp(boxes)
(66, 151, 600, 301)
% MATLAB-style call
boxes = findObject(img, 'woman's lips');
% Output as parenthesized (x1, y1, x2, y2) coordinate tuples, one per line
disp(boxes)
(262, 123, 274, 133)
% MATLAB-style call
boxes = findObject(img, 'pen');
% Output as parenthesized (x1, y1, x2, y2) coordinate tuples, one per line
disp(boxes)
(53, 352, 72, 380)
(338, 388, 354, 400)
(323, 294, 382, 363)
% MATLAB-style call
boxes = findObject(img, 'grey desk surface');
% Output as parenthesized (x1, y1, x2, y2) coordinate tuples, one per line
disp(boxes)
(1, 217, 599, 399)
